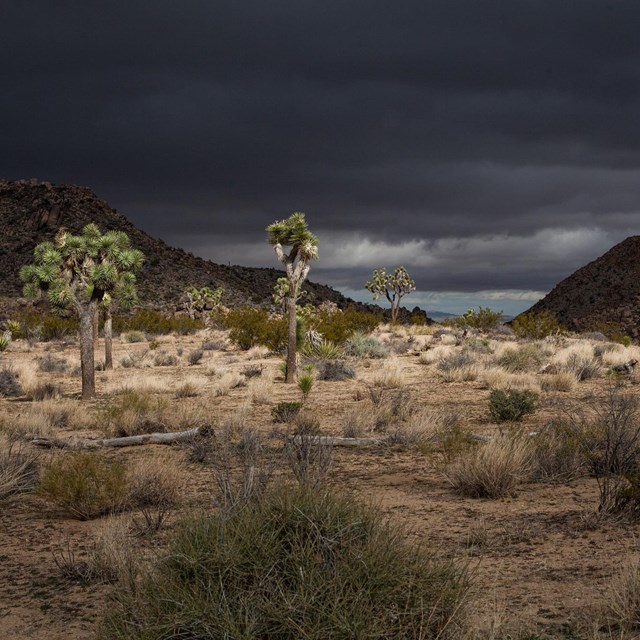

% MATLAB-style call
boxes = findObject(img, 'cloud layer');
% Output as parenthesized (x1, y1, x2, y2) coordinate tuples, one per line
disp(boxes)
(3, 1, 640, 310)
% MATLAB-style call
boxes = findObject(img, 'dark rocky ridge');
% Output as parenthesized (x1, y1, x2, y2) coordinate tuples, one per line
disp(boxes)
(522, 235, 640, 339)
(0, 179, 427, 321)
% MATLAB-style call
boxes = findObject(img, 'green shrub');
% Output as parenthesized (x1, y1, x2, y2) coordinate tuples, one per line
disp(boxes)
(0, 333, 9, 352)
(511, 310, 565, 339)
(2, 320, 21, 339)
(455, 306, 503, 331)
(100, 486, 469, 640)
(315, 309, 382, 344)
(344, 331, 389, 358)
(271, 401, 302, 423)
(497, 343, 545, 372)
(38, 452, 128, 520)
(489, 389, 538, 422)
(121, 330, 146, 343)
(224, 308, 288, 351)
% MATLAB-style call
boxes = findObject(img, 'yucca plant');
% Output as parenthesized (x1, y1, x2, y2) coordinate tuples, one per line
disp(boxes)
(20, 224, 144, 398)
(267, 213, 318, 382)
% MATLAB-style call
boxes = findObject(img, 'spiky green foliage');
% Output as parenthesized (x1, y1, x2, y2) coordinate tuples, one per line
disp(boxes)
(20, 225, 144, 398)
(20, 225, 144, 314)
(365, 266, 416, 322)
(266, 213, 319, 383)
(184, 286, 223, 321)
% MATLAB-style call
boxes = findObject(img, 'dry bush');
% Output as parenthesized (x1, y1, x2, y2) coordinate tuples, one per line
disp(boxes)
(284, 414, 333, 488)
(38, 452, 128, 519)
(539, 372, 577, 392)
(439, 364, 480, 383)
(529, 421, 588, 481)
(446, 436, 533, 499)
(342, 404, 377, 437)
(89, 517, 140, 588)
(249, 377, 272, 404)
(418, 344, 457, 366)
(0, 365, 23, 397)
(174, 375, 206, 398)
(385, 412, 432, 446)
(3, 399, 92, 439)
(246, 345, 270, 360)
(121, 330, 146, 343)
(102, 390, 170, 437)
(477, 366, 540, 392)
(153, 350, 179, 367)
(28, 381, 63, 401)
(496, 343, 546, 373)
(127, 457, 185, 533)
(119, 349, 152, 369)
(0, 440, 39, 500)
(212, 371, 246, 397)
(37, 354, 68, 373)
(603, 556, 640, 632)
(370, 359, 405, 389)
(187, 348, 204, 365)
(601, 344, 640, 368)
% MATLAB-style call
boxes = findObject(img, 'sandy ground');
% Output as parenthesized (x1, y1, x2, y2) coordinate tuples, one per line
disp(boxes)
(1, 328, 639, 639)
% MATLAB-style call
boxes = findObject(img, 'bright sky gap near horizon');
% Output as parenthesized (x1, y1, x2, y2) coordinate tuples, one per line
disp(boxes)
(3, 2, 640, 317)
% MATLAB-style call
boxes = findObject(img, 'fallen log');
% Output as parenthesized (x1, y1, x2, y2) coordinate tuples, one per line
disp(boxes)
(32, 426, 205, 449)
(290, 435, 382, 447)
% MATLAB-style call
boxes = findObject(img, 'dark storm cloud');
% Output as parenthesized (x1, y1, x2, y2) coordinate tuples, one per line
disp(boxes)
(3, 1, 640, 301)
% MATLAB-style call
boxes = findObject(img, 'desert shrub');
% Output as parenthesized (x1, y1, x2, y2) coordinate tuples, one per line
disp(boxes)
(0, 441, 39, 501)
(563, 354, 601, 381)
(489, 389, 537, 422)
(38, 452, 128, 519)
(497, 343, 545, 372)
(539, 372, 576, 392)
(446, 436, 533, 498)
(242, 364, 263, 378)
(529, 420, 587, 481)
(603, 556, 640, 632)
(3, 320, 21, 339)
(153, 351, 179, 367)
(174, 381, 200, 398)
(511, 309, 565, 339)
(121, 330, 146, 343)
(89, 518, 140, 587)
(100, 486, 469, 640)
(37, 354, 68, 373)
(224, 307, 287, 351)
(314, 308, 382, 345)
(128, 458, 185, 533)
(454, 306, 504, 331)
(285, 414, 333, 488)
(271, 401, 302, 423)
(12, 311, 78, 342)
(29, 381, 63, 401)
(119, 349, 151, 369)
(187, 348, 204, 365)
(315, 359, 356, 381)
(201, 338, 227, 351)
(101, 390, 170, 437)
(344, 331, 389, 358)
(437, 350, 476, 372)
(0, 366, 23, 397)
(113, 309, 200, 336)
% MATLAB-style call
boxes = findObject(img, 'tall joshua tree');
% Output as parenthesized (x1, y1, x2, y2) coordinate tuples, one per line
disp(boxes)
(266, 212, 318, 383)
(20, 224, 144, 398)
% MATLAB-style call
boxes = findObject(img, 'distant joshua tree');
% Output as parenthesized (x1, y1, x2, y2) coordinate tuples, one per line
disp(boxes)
(20, 224, 144, 398)
(365, 266, 416, 323)
(184, 286, 223, 324)
(266, 213, 318, 382)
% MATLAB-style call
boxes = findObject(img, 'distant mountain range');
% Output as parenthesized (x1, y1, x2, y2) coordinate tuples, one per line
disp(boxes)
(0, 179, 427, 322)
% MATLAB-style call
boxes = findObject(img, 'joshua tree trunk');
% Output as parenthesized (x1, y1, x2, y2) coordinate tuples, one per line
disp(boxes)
(79, 301, 97, 399)
(286, 294, 297, 383)
(93, 307, 99, 344)
(104, 308, 113, 370)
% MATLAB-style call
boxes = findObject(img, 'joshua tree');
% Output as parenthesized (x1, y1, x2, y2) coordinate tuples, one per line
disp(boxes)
(365, 266, 416, 322)
(20, 224, 144, 398)
(266, 212, 318, 382)
(184, 286, 223, 324)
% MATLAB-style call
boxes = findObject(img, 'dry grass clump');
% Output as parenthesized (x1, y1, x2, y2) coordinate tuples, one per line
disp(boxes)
(28, 381, 63, 401)
(601, 344, 640, 368)
(496, 343, 546, 372)
(477, 366, 540, 392)
(106, 374, 172, 395)
(212, 371, 246, 397)
(102, 390, 170, 437)
(119, 349, 152, 369)
(88, 517, 140, 587)
(100, 486, 469, 640)
(37, 353, 68, 373)
(0, 439, 39, 501)
(245, 345, 270, 360)
(603, 555, 640, 633)
(127, 457, 186, 533)
(539, 371, 577, 392)
(38, 452, 129, 520)
(3, 399, 93, 439)
(446, 436, 533, 498)
(528, 421, 587, 481)
(248, 377, 271, 404)
(418, 345, 457, 366)
(173, 375, 206, 398)
(370, 359, 405, 389)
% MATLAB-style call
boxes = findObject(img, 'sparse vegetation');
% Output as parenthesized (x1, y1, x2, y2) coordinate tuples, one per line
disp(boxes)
(488, 389, 537, 422)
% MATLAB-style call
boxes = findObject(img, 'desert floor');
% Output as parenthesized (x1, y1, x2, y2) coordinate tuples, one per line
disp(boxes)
(1, 324, 640, 639)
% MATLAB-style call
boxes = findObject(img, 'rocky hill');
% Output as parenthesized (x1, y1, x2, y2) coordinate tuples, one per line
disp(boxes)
(522, 235, 640, 338)
(0, 179, 426, 320)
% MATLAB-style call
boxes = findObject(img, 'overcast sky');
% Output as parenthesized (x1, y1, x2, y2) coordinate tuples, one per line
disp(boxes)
(3, 1, 640, 315)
